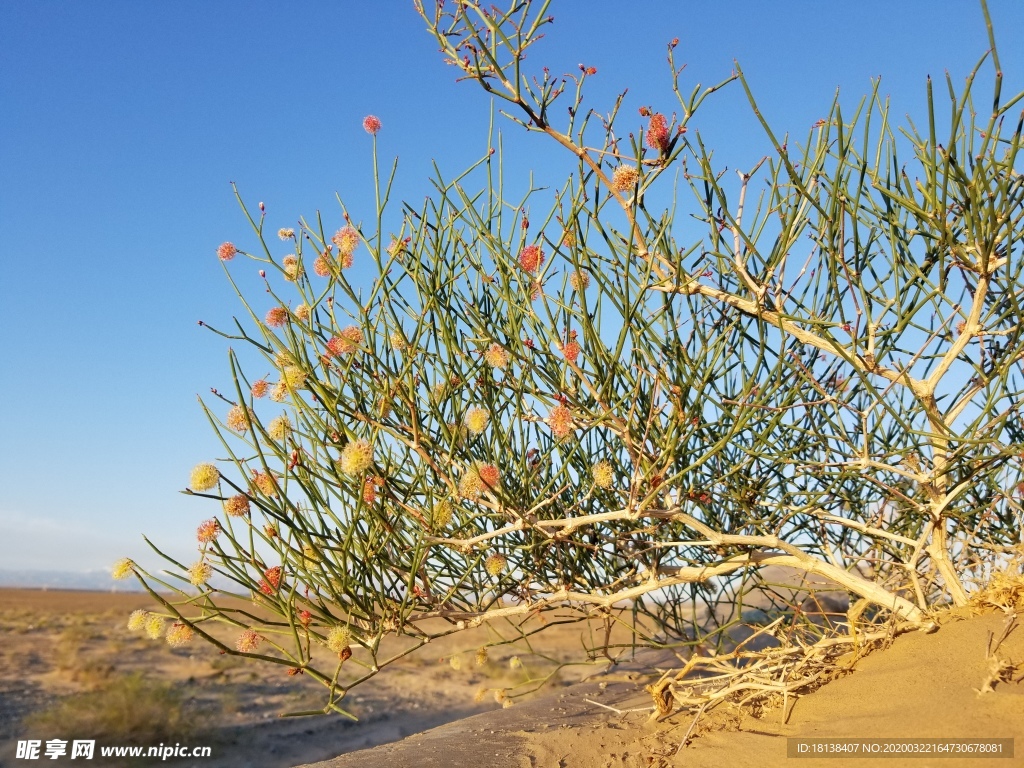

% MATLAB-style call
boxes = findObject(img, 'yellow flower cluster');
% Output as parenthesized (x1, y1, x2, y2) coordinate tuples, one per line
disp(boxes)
(465, 406, 490, 435)
(190, 463, 219, 491)
(282, 255, 302, 281)
(302, 543, 320, 564)
(326, 625, 351, 653)
(268, 415, 291, 441)
(459, 463, 498, 499)
(236, 629, 261, 653)
(282, 365, 307, 389)
(338, 439, 373, 475)
(332, 226, 359, 258)
(145, 614, 166, 640)
(431, 499, 454, 529)
(483, 343, 508, 369)
(188, 560, 212, 586)
(485, 552, 507, 576)
(592, 460, 614, 489)
(270, 381, 288, 402)
(226, 405, 252, 433)
(165, 622, 195, 648)
(111, 558, 134, 580)
(612, 165, 639, 192)
(569, 270, 590, 291)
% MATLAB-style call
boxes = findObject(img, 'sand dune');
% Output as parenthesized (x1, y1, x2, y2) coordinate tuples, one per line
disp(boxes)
(299, 609, 1024, 768)
(3, 588, 1021, 767)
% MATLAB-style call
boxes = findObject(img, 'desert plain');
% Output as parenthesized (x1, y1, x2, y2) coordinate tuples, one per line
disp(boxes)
(1, 587, 1023, 767)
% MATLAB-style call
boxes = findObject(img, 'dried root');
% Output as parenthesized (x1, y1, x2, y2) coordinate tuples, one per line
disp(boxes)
(650, 615, 921, 746)
(977, 611, 1022, 694)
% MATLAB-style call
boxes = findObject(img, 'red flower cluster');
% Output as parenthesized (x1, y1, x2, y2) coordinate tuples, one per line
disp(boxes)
(518, 244, 544, 274)
(258, 566, 283, 595)
(478, 464, 500, 488)
(647, 113, 669, 152)
(561, 331, 581, 364)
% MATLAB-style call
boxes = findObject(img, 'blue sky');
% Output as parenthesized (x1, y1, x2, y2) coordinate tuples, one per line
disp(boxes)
(2, 0, 1022, 578)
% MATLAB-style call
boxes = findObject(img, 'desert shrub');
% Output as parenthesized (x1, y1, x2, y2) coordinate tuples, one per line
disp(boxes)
(52, 624, 116, 687)
(123, 0, 1023, 717)
(24, 673, 199, 745)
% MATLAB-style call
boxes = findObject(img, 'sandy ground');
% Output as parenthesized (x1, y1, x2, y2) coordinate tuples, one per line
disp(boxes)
(2, 589, 1022, 767)
(0, 588, 610, 767)
(298, 608, 1024, 768)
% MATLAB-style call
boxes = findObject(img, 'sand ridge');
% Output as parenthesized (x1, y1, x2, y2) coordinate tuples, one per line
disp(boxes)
(299, 609, 1024, 768)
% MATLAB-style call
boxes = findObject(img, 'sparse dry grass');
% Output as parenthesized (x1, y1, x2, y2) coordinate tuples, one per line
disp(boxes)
(23, 672, 203, 745)
(52, 624, 116, 688)
(968, 564, 1024, 613)
(0, 588, 534, 766)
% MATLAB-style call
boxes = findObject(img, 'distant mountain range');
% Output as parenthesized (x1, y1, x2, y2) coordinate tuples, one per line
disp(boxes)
(0, 569, 146, 591)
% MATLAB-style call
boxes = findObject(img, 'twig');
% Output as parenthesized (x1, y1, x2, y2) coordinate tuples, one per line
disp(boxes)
(675, 701, 710, 754)
(583, 698, 653, 715)
(987, 611, 1018, 658)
